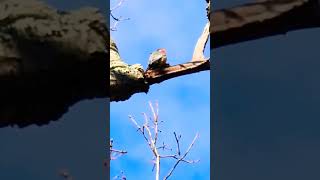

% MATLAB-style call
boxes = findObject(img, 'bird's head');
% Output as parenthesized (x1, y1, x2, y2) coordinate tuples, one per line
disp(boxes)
(157, 48, 166, 55)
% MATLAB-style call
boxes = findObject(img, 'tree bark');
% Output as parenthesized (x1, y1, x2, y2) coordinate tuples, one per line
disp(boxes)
(211, 0, 320, 49)
(0, 0, 107, 127)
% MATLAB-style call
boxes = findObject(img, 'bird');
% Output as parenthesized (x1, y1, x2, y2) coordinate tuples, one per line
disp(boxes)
(147, 48, 169, 70)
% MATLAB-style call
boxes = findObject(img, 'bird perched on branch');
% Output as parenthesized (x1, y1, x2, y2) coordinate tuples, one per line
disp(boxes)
(147, 48, 170, 70)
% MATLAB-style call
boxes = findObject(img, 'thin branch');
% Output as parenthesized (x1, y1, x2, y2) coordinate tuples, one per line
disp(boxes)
(142, 112, 157, 157)
(130, 111, 161, 180)
(173, 132, 181, 156)
(160, 155, 199, 164)
(157, 142, 172, 151)
(143, 104, 161, 180)
(111, 149, 128, 154)
(149, 101, 159, 145)
(110, 0, 130, 31)
(129, 115, 151, 147)
(110, 139, 128, 160)
(110, 14, 130, 31)
(112, 171, 127, 180)
(164, 133, 199, 180)
(129, 102, 199, 180)
(111, 0, 126, 11)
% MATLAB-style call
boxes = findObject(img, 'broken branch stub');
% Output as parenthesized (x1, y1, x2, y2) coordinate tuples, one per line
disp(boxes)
(110, 38, 149, 101)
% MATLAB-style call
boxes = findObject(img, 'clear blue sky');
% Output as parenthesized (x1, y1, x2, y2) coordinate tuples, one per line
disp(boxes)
(110, 0, 210, 179)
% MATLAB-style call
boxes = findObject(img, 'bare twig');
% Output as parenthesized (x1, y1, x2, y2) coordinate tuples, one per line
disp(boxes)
(157, 142, 172, 151)
(111, 0, 126, 11)
(164, 133, 200, 180)
(110, 139, 128, 160)
(173, 132, 181, 156)
(112, 171, 127, 180)
(142, 109, 161, 180)
(149, 101, 159, 145)
(110, 0, 130, 31)
(160, 155, 199, 164)
(129, 115, 151, 147)
(129, 102, 199, 180)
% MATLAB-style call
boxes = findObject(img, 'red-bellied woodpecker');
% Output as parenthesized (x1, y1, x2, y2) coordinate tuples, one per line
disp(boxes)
(147, 48, 169, 70)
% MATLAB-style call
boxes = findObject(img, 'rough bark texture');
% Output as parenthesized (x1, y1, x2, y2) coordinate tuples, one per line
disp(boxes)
(110, 38, 148, 102)
(0, 0, 107, 127)
(211, 0, 320, 49)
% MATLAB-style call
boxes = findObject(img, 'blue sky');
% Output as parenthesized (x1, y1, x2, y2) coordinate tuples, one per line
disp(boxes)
(110, 0, 210, 179)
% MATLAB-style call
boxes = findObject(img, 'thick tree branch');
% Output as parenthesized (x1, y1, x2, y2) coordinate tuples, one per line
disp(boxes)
(145, 59, 210, 85)
(211, 0, 320, 49)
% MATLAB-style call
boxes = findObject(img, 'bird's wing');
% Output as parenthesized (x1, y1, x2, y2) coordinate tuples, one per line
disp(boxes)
(148, 51, 162, 63)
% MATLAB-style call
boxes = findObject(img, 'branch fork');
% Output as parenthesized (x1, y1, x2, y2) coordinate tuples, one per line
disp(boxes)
(129, 101, 199, 180)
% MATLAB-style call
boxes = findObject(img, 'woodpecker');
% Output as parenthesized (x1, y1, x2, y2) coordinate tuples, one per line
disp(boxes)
(147, 48, 169, 70)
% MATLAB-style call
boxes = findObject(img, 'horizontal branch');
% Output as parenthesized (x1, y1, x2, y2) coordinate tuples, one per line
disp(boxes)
(110, 18, 210, 101)
(211, 0, 320, 49)
(144, 59, 210, 85)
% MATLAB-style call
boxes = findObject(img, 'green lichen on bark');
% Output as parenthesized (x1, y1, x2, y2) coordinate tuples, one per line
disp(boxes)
(110, 38, 149, 101)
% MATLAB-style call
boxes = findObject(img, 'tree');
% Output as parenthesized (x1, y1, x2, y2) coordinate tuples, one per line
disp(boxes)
(110, 0, 320, 179)
(128, 102, 199, 180)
